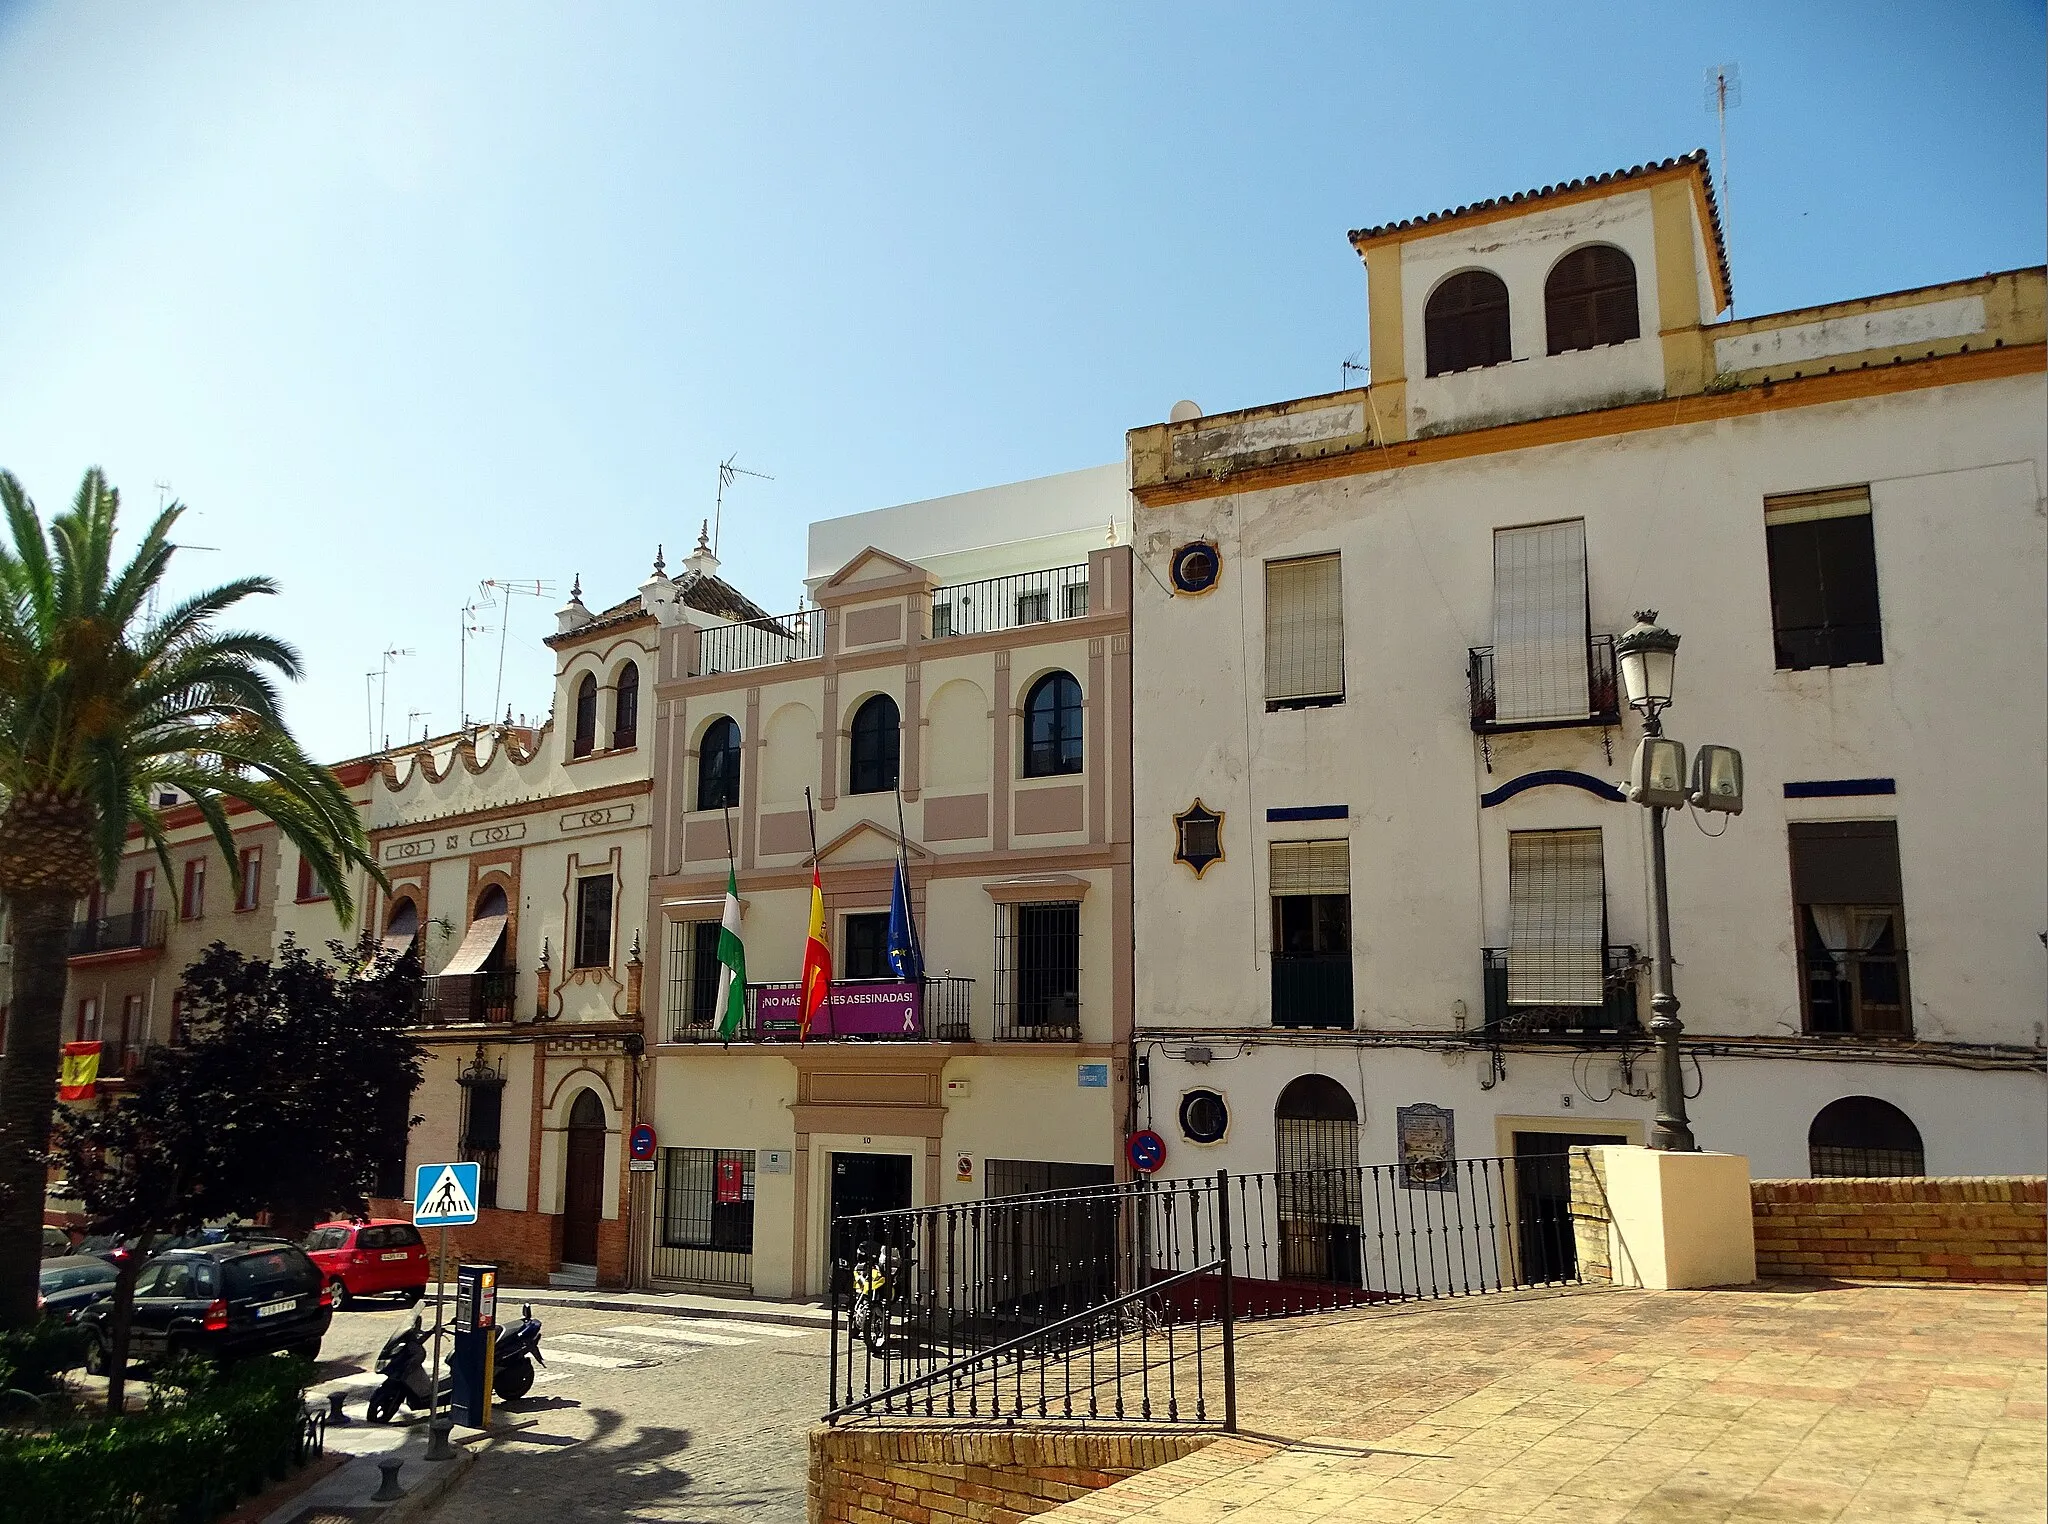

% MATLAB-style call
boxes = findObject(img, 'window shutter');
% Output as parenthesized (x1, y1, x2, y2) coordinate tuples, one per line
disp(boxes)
(1764, 486, 1870, 526)
(1270, 840, 1350, 897)
(1492, 521, 1589, 723)
(1507, 829, 1606, 1005)
(1789, 820, 1901, 904)
(1265, 555, 1345, 702)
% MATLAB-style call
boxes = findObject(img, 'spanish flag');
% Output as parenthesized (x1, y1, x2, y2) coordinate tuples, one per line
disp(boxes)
(797, 867, 832, 1041)
(59, 1042, 102, 1101)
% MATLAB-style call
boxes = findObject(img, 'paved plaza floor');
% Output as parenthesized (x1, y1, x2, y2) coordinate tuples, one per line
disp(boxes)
(1047, 1281, 2046, 1524)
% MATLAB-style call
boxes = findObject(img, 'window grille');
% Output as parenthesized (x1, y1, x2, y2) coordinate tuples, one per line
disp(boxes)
(1790, 821, 1909, 1036)
(1507, 830, 1606, 1005)
(459, 1071, 503, 1210)
(848, 695, 901, 795)
(1274, 1076, 1363, 1284)
(1425, 269, 1513, 376)
(1061, 582, 1089, 619)
(1264, 554, 1344, 705)
(1765, 488, 1883, 669)
(654, 1146, 755, 1286)
(1545, 245, 1640, 353)
(1022, 671, 1083, 777)
(1491, 520, 1591, 723)
(1808, 1095, 1924, 1177)
(574, 876, 614, 968)
(994, 901, 1081, 1040)
(664, 919, 723, 1038)
(929, 601, 954, 637)
(696, 716, 741, 810)
(1015, 589, 1050, 625)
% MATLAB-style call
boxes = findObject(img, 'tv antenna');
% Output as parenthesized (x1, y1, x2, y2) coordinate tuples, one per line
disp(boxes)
(1341, 351, 1368, 392)
(1704, 62, 1741, 312)
(408, 709, 432, 742)
(477, 578, 555, 724)
(367, 647, 412, 751)
(457, 594, 494, 727)
(713, 455, 773, 558)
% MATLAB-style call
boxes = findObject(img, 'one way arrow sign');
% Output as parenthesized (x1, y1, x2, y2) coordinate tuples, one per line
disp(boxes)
(413, 1161, 481, 1226)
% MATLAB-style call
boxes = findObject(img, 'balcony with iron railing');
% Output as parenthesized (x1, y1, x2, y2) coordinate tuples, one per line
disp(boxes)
(419, 969, 518, 1027)
(695, 610, 826, 676)
(1467, 633, 1620, 734)
(1480, 946, 1641, 1038)
(67, 909, 168, 961)
(666, 975, 974, 1044)
(927, 563, 1090, 640)
(1271, 955, 1354, 1030)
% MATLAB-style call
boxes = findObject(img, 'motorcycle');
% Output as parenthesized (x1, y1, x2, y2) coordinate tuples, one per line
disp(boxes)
(848, 1240, 910, 1356)
(492, 1304, 545, 1401)
(366, 1315, 446, 1424)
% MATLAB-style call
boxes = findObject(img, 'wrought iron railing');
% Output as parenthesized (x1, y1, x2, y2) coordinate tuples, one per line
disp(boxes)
(1480, 946, 1640, 1037)
(928, 564, 1090, 639)
(666, 976, 975, 1043)
(825, 1156, 1586, 1427)
(420, 969, 518, 1026)
(67, 909, 167, 958)
(1271, 954, 1353, 1029)
(696, 611, 824, 675)
(1467, 632, 1620, 732)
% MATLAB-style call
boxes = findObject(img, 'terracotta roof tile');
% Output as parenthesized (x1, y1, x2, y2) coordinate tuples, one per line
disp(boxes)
(1348, 149, 1731, 303)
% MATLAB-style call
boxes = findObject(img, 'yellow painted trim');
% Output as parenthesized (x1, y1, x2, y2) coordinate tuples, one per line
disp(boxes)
(1133, 344, 2045, 510)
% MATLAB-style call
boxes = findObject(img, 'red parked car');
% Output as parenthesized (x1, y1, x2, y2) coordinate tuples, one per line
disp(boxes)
(305, 1220, 430, 1307)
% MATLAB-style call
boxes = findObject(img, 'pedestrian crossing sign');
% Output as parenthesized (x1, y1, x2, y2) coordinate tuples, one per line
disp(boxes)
(414, 1161, 481, 1226)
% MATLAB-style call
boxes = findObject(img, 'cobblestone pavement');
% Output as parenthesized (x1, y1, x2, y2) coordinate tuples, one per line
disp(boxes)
(309, 1296, 827, 1522)
(1048, 1282, 2047, 1524)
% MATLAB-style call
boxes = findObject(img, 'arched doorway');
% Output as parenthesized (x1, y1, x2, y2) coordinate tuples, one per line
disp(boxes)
(1274, 1075, 1361, 1285)
(1809, 1096, 1925, 1177)
(562, 1089, 608, 1268)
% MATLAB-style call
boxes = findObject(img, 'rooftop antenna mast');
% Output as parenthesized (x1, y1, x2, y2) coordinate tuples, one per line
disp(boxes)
(458, 593, 494, 728)
(1704, 62, 1741, 314)
(478, 578, 556, 724)
(713, 454, 773, 558)
(369, 647, 412, 751)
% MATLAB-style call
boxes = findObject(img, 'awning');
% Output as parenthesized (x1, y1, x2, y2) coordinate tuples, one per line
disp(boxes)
(437, 911, 507, 977)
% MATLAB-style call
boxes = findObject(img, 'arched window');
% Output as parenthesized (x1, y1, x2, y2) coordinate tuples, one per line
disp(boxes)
(1424, 269, 1512, 376)
(1545, 245, 1641, 354)
(1809, 1096, 1925, 1178)
(1022, 671, 1083, 778)
(697, 716, 741, 811)
(1274, 1075, 1361, 1286)
(572, 673, 598, 758)
(569, 1088, 606, 1129)
(848, 695, 900, 795)
(612, 661, 639, 750)
(381, 897, 419, 959)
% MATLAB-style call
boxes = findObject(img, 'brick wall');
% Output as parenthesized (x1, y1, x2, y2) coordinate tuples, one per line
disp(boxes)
(367, 1200, 563, 1284)
(808, 1427, 1215, 1524)
(1751, 1176, 2046, 1284)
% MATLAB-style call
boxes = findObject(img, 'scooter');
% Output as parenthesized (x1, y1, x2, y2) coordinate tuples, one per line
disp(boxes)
(367, 1315, 446, 1424)
(849, 1240, 910, 1356)
(493, 1304, 545, 1401)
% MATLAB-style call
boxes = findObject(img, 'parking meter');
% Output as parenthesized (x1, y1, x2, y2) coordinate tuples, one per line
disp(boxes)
(450, 1263, 498, 1428)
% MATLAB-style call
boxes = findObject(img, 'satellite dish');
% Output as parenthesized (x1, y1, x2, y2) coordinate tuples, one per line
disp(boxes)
(1168, 400, 1203, 423)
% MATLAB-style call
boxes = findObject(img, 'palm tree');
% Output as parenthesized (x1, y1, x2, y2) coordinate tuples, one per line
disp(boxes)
(0, 468, 378, 1329)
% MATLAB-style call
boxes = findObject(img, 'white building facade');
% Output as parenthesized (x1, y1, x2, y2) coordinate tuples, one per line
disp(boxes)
(1124, 153, 2047, 1200)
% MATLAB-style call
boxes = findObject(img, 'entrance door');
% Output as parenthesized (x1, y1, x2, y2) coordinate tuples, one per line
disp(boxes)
(1511, 1130, 1625, 1284)
(562, 1090, 608, 1267)
(828, 1152, 913, 1297)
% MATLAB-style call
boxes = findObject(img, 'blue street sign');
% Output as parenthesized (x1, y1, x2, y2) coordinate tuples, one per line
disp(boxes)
(414, 1161, 482, 1226)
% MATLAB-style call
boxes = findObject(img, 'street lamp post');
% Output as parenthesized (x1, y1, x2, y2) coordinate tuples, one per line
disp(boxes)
(1615, 611, 1743, 1153)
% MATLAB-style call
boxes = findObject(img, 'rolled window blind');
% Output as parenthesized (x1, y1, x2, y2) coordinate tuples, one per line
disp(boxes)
(1270, 840, 1350, 897)
(1764, 486, 1871, 526)
(1265, 554, 1345, 702)
(1492, 520, 1589, 723)
(1507, 828, 1606, 1005)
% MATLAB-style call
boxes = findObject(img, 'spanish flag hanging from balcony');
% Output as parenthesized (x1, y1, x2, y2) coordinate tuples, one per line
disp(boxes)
(58, 1041, 102, 1101)
(797, 866, 832, 1041)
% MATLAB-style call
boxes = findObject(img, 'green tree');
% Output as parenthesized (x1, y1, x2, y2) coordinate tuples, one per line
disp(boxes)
(55, 937, 424, 1417)
(0, 468, 377, 1330)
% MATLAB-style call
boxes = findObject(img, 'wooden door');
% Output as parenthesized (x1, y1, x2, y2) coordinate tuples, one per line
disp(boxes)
(562, 1090, 607, 1266)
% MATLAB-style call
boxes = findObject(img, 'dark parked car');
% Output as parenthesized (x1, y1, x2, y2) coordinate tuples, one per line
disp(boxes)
(79, 1242, 332, 1374)
(38, 1255, 118, 1324)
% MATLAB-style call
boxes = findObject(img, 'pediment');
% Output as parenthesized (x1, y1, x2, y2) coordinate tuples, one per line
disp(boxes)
(811, 817, 934, 866)
(818, 546, 932, 597)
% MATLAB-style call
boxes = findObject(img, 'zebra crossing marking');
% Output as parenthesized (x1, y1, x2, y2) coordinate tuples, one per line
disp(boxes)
(600, 1322, 751, 1346)
(664, 1317, 815, 1339)
(538, 1343, 660, 1369)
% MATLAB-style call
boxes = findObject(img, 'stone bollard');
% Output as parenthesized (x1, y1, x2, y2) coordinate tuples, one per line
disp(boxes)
(327, 1389, 351, 1426)
(425, 1415, 457, 1462)
(371, 1458, 407, 1503)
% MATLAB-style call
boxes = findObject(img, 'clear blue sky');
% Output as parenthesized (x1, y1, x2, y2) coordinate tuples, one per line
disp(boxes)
(1, 1, 2040, 763)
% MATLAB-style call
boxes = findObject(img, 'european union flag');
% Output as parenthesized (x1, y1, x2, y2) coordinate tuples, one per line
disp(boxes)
(886, 859, 923, 982)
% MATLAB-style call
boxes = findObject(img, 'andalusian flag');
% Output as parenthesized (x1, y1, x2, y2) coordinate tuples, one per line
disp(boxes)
(714, 866, 747, 1039)
(798, 866, 832, 1041)
(58, 1042, 102, 1101)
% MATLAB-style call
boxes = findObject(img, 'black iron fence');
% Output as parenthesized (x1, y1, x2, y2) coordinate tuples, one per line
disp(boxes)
(666, 976, 975, 1044)
(696, 611, 824, 675)
(928, 564, 1090, 639)
(1481, 946, 1640, 1037)
(420, 969, 517, 1026)
(1467, 632, 1620, 732)
(67, 909, 167, 958)
(826, 1156, 1586, 1428)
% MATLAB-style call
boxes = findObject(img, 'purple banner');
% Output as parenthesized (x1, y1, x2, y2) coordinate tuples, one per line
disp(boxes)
(756, 981, 922, 1039)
